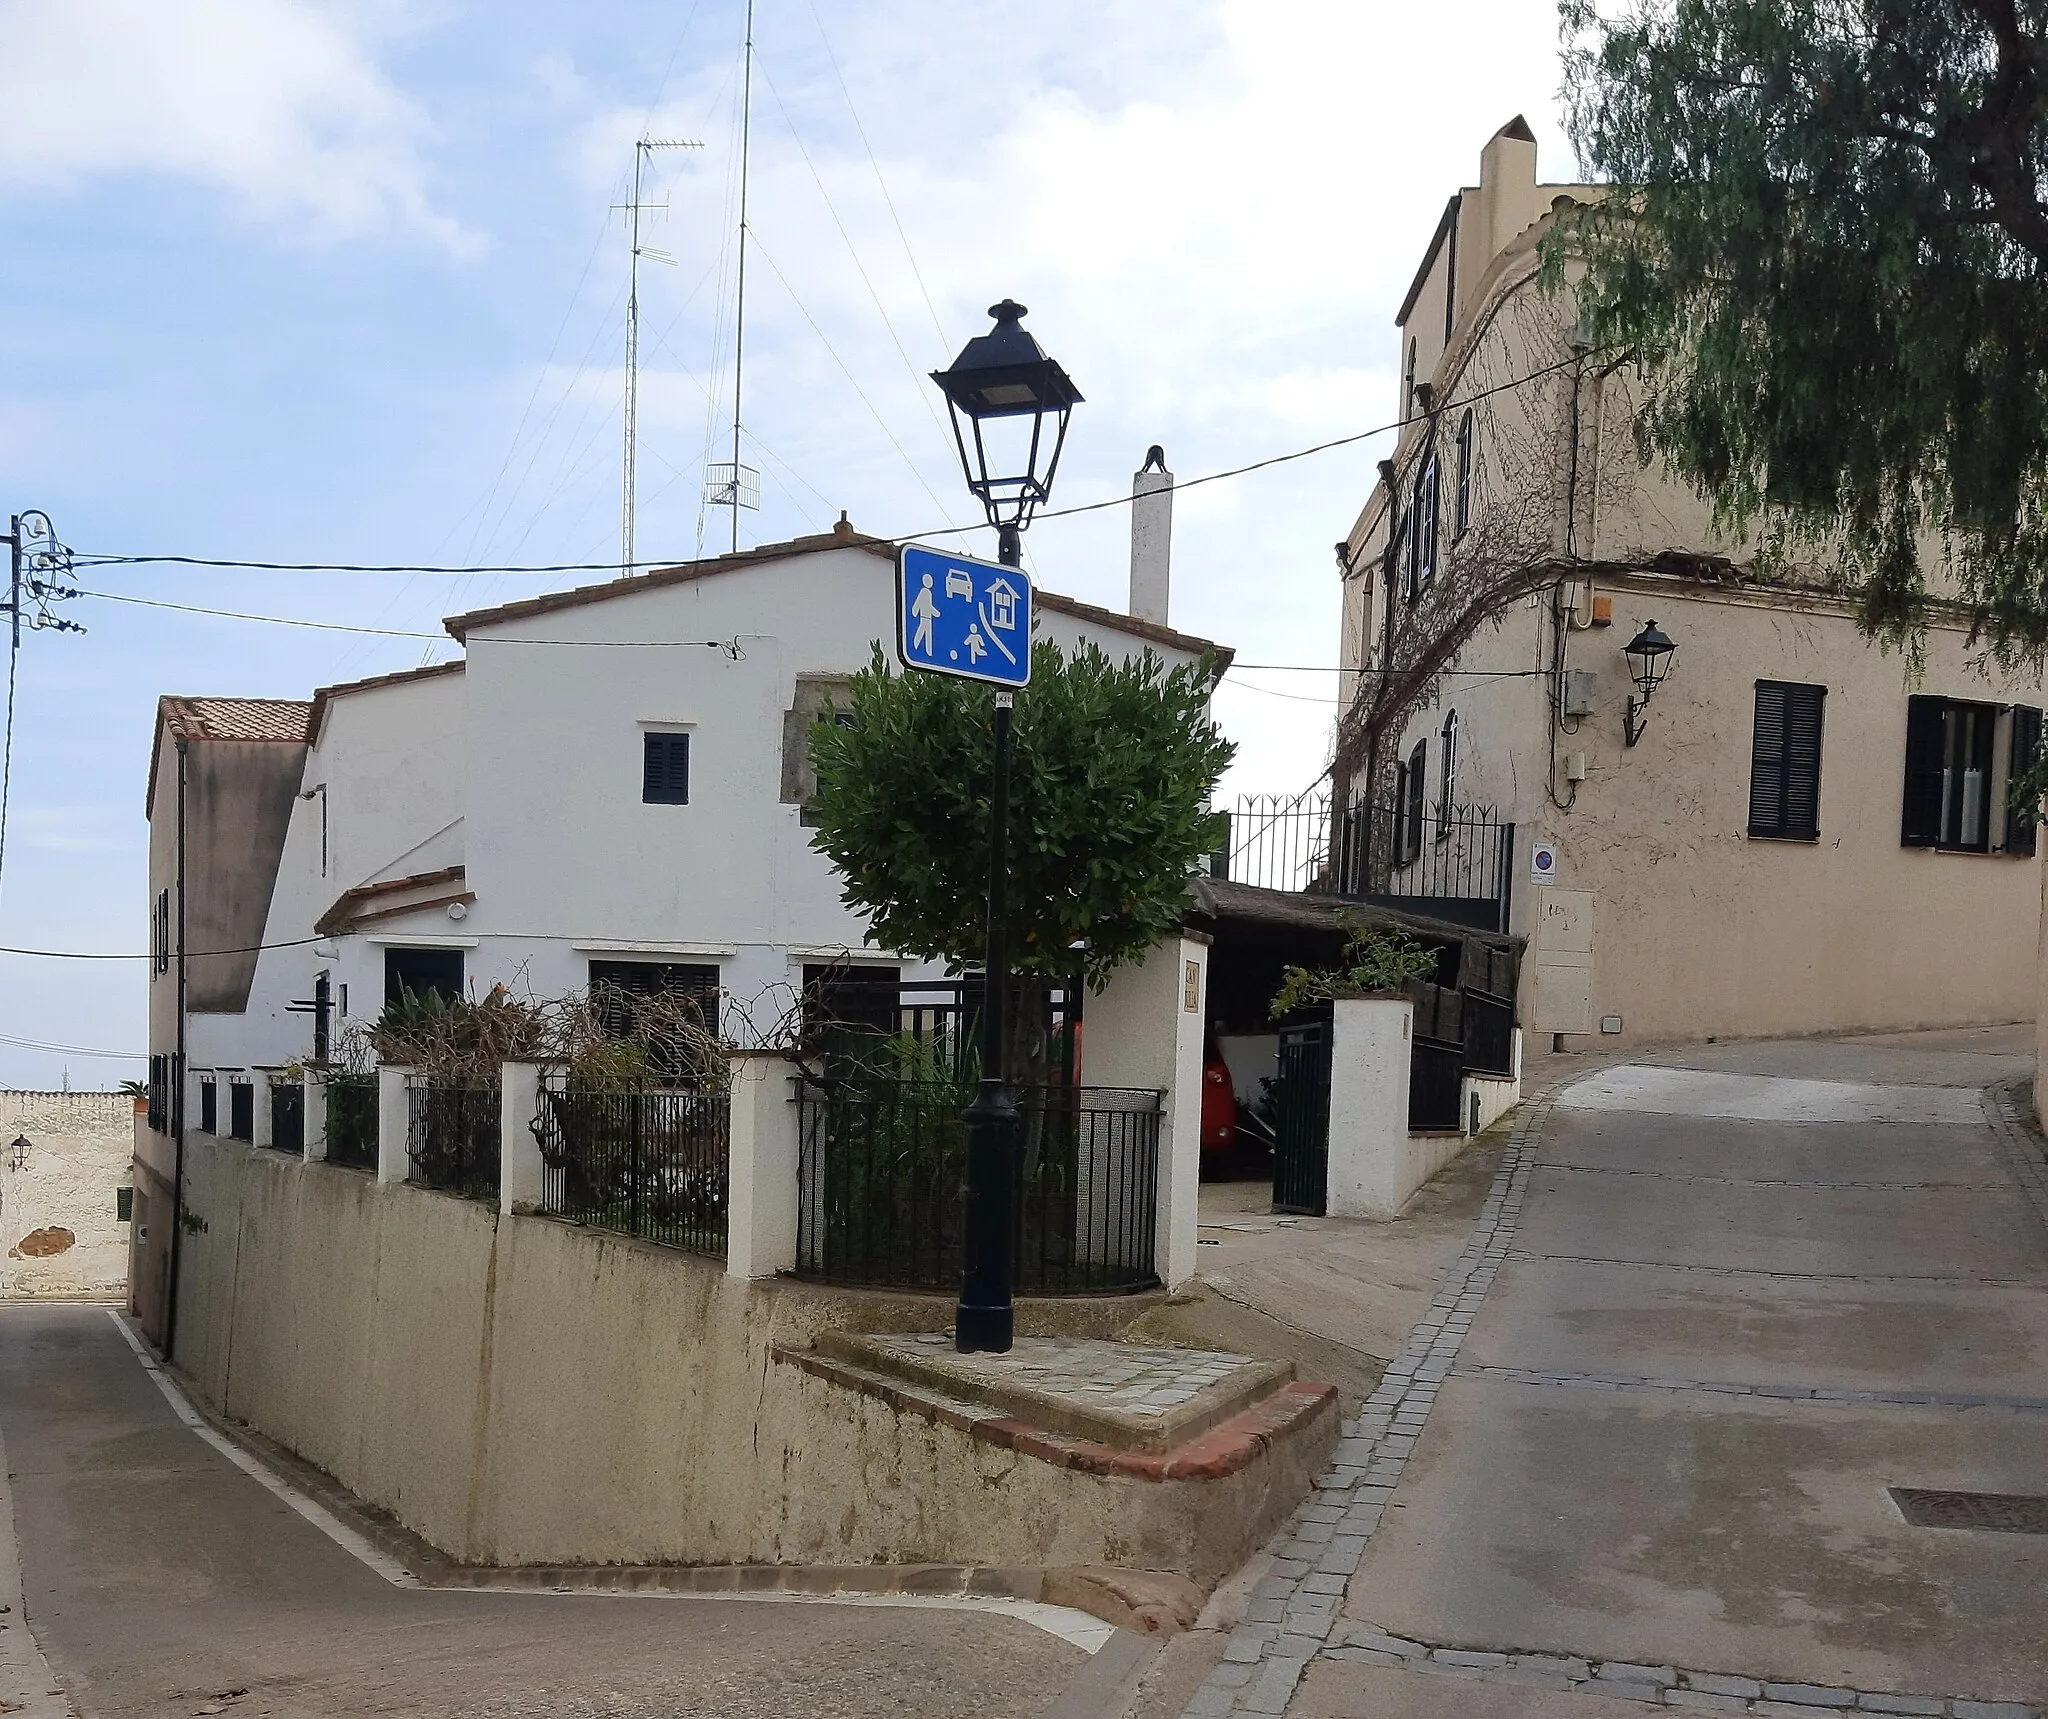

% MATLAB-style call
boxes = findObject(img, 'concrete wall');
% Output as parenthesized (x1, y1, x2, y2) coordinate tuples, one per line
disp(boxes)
(1324, 998, 1473, 1219)
(168, 1130, 1313, 1581)
(1079, 934, 1208, 1288)
(1, 1092, 132, 1299)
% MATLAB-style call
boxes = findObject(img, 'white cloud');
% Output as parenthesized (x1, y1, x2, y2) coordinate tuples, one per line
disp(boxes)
(0, 0, 470, 248)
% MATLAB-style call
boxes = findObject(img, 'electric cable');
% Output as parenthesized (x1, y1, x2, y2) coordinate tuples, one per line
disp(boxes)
(67, 348, 1592, 578)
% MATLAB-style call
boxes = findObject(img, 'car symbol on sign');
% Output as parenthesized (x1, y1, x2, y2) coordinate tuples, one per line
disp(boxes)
(944, 569, 974, 601)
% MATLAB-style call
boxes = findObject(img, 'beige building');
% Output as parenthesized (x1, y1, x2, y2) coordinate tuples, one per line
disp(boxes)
(2, 1091, 133, 1299)
(1333, 118, 2042, 1048)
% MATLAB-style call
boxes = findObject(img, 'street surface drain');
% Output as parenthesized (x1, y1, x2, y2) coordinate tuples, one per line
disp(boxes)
(1890, 1487, 2048, 1533)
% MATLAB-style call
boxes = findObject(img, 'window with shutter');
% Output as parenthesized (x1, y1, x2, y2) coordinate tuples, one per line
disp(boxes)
(1901, 696, 2003, 851)
(2008, 705, 2043, 857)
(1402, 740, 1427, 864)
(1747, 681, 1825, 841)
(1454, 411, 1474, 536)
(642, 731, 691, 805)
(1900, 696, 1946, 846)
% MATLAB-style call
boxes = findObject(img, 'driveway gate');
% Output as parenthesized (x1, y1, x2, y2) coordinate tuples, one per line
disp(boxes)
(1272, 1007, 1333, 1215)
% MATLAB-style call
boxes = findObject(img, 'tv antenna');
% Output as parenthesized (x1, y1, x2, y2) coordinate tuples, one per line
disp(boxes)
(706, 0, 760, 553)
(619, 135, 703, 578)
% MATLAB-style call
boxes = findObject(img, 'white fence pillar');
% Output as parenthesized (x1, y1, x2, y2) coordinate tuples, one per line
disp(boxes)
(303, 1069, 328, 1162)
(726, 1052, 801, 1279)
(1080, 933, 1209, 1290)
(251, 1076, 274, 1150)
(500, 1062, 544, 1216)
(377, 1065, 414, 1186)
(1325, 997, 1416, 1219)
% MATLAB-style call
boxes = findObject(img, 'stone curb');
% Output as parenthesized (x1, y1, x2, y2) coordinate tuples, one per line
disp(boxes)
(776, 1345, 1338, 1481)
(1319, 1626, 2036, 1718)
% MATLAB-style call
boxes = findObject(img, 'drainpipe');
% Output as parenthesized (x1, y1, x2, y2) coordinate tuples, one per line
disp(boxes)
(164, 738, 188, 1362)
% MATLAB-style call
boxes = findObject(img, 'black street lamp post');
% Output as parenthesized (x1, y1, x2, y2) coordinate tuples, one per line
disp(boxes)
(929, 300, 1082, 1354)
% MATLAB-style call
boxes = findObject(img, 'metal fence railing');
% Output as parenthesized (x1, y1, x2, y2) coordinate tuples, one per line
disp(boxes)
(227, 1081, 255, 1143)
(1408, 983, 1466, 1133)
(1223, 792, 1515, 933)
(323, 1075, 378, 1172)
(1464, 991, 1516, 1079)
(406, 1078, 500, 1202)
(795, 1080, 1161, 1295)
(268, 1081, 305, 1155)
(533, 1084, 729, 1257)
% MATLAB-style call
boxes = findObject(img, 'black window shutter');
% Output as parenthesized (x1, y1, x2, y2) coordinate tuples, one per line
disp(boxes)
(1900, 696, 1945, 847)
(643, 732, 689, 805)
(1404, 741, 1427, 861)
(1748, 683, 1789, 836)
(2010, 705, 2042, 857)
(1749, 682, 1824, 840)
(1781, 685, 1824, 839)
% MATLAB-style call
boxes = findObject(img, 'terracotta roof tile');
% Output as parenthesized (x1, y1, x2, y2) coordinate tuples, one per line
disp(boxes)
(442, 519, 1230, 662)
(161, 696, 312, 743)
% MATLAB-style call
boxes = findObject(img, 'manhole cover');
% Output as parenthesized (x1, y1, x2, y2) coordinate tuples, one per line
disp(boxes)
(1890, 1488, 2048, 1533)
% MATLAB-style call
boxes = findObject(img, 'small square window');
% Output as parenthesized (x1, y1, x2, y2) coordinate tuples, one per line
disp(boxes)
(643, 732, 691, 805)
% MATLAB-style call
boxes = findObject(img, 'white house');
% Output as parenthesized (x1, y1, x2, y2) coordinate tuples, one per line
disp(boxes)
(140, 516, 1225, 1145)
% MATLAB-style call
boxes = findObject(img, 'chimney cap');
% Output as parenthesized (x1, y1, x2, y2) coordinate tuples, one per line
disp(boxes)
(1495, 114, 1536, 143)
(1140, 444, 1168, 474)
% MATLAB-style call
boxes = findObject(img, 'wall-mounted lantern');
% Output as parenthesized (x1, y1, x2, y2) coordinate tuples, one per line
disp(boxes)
(6, 1135, 29, 1172)
(1623, 619, 1676, 747)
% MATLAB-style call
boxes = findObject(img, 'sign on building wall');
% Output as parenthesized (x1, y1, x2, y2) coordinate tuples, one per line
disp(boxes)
(1529, 840, 1560, 885)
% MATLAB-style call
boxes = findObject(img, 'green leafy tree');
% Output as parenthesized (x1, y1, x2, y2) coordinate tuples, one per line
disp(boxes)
(1552, 0, 2048, 658)
(807, 637, 1235, 1083)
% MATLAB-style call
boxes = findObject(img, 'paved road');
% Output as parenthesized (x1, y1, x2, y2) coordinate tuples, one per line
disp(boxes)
(0, 1305, 1091, 1719)
(1172, 1026, 2048, 1719)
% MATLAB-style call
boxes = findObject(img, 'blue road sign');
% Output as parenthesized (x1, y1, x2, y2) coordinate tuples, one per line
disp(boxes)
(896, 545, 1032, 688)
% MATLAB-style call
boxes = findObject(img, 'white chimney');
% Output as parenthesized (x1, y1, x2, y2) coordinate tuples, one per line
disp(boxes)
(1129, 444, 1174, 625)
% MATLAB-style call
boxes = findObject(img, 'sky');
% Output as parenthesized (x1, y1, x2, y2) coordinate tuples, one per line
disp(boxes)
(0, 0, 1573, 1088)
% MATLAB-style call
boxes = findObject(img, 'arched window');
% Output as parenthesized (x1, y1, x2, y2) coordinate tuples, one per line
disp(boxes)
(1438, 710, 1460, 827)
(1454, 410, 1475, 536)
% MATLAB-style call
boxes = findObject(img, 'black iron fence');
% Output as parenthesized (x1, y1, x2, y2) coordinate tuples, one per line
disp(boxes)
(794, 1080, 1160, 1295)
(1272, 1009, 1333, 1215)
(1222, 792, 1515, 933)
(533, 1083, 729, 1258)
(268, 1081, 304, 1155)
(1408, 983, 1466, 1133)
(323, 1075, 378, 1172)
(815, 979, 1076, 1086)
(1464, 990, 1515, 1079)
(406, 1077, 500, 1202)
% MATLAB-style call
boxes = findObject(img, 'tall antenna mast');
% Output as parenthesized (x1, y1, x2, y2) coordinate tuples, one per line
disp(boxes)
(620, 135, 702, 578)
(730, 0, 756, 555)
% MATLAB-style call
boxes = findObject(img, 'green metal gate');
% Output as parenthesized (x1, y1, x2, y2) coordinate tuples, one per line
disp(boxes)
(1272, 1007, 1332, 1215)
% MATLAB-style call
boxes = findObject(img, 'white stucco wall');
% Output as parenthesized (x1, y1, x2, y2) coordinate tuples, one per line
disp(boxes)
(184, 541, 1221, 1074)
(1, 1092, 132, 1299)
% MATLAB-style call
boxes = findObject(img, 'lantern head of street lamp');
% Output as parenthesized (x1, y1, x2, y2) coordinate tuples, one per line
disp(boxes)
(1622, 618, 1675, 746)
(931, 300, 1083, 558)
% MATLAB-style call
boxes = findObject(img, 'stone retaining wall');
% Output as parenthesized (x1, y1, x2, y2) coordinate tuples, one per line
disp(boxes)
(166, 1129, 1330, 1583)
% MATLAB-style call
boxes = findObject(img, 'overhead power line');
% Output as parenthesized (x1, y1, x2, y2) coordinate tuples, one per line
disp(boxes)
(68, 349, 1589, 578)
